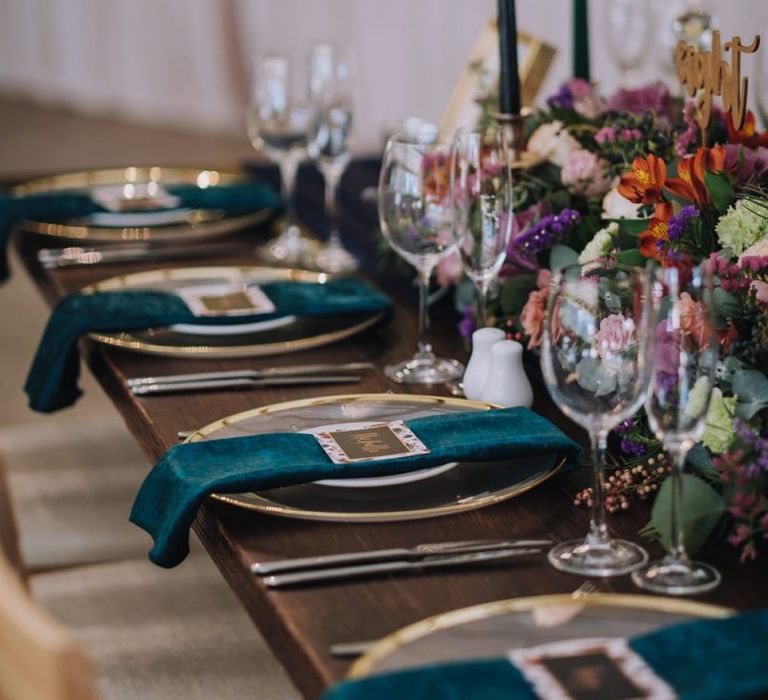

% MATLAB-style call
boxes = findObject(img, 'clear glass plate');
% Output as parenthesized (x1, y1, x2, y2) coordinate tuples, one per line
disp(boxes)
(187, 394, 567, 522)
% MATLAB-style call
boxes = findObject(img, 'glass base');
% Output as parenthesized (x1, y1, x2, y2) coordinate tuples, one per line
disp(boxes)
(385, 356, 464, 385)
(631, 557, 721, 595)
(316, 239, 358, 273)
(548, 538, 648, 577)
(258, 224, 313, 265)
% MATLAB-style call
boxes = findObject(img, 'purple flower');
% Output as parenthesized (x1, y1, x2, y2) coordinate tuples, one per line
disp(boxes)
(724, 144, 768, 184)
(459, 304, 476, 341)
(547, 83, 575, 110)
(667, 205, 699, 242)
(510, 209, 580, 258)
(607, 82, 673, 122)
(620, 438, 646, 457)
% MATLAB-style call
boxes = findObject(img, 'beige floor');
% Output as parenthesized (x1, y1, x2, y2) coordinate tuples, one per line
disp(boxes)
(1, 99, 298, 699)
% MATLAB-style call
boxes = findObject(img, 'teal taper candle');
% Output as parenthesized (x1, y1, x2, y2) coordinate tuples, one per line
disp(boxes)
(573, 0, 590, 81)
(498, 0, 521, 114)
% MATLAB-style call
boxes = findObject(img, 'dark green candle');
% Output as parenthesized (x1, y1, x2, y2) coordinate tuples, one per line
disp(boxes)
(498, 0, 521, 114)
(573, 0, 590, 81)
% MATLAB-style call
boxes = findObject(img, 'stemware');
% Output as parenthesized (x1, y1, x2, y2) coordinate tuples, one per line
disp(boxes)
(541, 262, 654, 576)
(632, 265, 721, 594)
(450, 126, 513, 327)
(378, 131, 464, 384)
(308, 44, 358, 272)
(247, 54, 315, 264)
(604, 0, 652, 85)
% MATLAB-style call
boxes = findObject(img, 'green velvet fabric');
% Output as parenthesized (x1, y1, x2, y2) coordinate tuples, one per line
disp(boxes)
(24, 278, 391, 413)
(0, 181, 281, 281)
(129, 407, 581, 567)
(322, 609, 768, 700)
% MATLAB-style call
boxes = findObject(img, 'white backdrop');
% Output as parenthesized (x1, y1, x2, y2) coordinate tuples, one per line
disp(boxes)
(0, 0, 764, 151)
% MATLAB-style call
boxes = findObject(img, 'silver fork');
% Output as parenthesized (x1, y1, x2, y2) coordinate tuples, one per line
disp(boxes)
(328, 581, 598, 659)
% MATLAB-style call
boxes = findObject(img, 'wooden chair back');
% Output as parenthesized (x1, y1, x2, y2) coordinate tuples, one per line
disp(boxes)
(0, 453, 98, 700)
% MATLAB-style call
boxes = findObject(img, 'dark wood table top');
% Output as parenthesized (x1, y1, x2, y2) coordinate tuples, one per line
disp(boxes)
(12, 162, 768, 699)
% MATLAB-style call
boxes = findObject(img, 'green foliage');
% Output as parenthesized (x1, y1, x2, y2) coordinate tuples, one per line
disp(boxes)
(704, 170, 735, 215)
(498, 274, 536, 316)
(732, 369, 768, 420)
(616, 248, 646, 266)
(549, 244, 580, 271)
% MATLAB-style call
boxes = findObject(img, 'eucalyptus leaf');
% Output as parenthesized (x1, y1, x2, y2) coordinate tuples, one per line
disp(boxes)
(686, 442, 716, 474)
(713, 287, 741, 318)
(644, 474, 725, 555)
(732, 369, 768, 419)
(576, 357, 617, 395)
(716, 355, 745, 384)
(550, 244, 580, 271)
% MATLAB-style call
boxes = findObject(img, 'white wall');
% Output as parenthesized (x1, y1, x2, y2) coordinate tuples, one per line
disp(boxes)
(0, 0, 764, 151)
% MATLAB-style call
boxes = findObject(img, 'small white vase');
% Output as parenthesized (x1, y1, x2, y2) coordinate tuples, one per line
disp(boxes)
(462, 327, 505, 401)
(480, 340, 533, 408)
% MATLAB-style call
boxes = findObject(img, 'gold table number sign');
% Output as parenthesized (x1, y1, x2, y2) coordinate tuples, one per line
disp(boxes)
(675, 30, 760, 133)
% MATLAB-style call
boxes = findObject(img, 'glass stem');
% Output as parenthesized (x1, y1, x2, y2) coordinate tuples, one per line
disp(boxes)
(415, 267, 435, 360)
(587, 430, 610, 547)
(667, 450, 690, 565)
(476, 281, 490, 329)
(323, 164, 341, 241)
(278, 153, 299, 229)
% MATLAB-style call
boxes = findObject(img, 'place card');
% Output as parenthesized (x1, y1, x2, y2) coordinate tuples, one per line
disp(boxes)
(314, 421, 430, 464)
(176, 283, 276, 317)
(508, 638, 674, 700)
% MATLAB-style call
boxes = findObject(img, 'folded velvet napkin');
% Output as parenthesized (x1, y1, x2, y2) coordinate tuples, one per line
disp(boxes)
(129, 407, 581, 567)
(25, 277, 390, 413)
(322, 608, 768, 700)
(0, 181, 280, 281)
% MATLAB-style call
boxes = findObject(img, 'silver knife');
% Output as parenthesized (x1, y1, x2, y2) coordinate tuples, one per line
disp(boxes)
(131, 374, 360, 395)
(263, 547, 544, 588)
(37, 242, 244, 268)
(127, 361, 375, 387)
(252, 539, 552, 575)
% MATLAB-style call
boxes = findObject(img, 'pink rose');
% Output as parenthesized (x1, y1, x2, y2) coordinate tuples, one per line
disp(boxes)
(519, 269, 556, 350)
(594, 314, 635, 359)
(560, 149, 612, 198)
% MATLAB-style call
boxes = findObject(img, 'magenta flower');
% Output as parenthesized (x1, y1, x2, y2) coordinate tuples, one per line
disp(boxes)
(607, 82, 673, 122)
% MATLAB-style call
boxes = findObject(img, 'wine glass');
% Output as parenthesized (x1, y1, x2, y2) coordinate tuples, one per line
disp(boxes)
(450, 125, 513, 327)
(632, 265, 721, 594)
(378, 130, 465, 384)
(604, 0, 652, 85)
(541, 262, 654, 576)
(308, 44, 358, 272)
(247, 54, 315, 264)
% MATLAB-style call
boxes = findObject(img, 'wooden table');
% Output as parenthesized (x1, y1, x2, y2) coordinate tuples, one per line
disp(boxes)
(13, 164, 768, 699)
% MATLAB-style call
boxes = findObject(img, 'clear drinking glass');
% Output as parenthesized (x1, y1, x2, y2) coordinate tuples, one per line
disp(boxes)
(632, 265, 721, 594)
(247, 54, 315, 264)
(604, 0, 652, 84)
(378, 131, 465, 384)
(308, 44, 358, 272)
(541, 262, 654, 576)
(450, 125, 513, 326)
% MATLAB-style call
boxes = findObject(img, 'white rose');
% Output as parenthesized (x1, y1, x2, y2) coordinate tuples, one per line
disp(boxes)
(578, 222, 619, 264)
(601, 186, 642, 220)
(527, 120, 580, 167)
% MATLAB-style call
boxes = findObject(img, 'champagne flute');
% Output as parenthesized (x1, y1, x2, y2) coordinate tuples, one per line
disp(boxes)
(632, 265, 721, 594)
(541, 262, 654, 576)
(378, 130, 464, 384)
(247, 54, 315, 264)
(604, 0, 652, 85)
(450, 125, 513, 327)
(308, 44, 358, 272)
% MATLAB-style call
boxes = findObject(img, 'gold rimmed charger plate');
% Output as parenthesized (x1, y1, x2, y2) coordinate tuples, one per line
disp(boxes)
(348, 593, 732, 678)
(83, 266, 385, 358)
(13, 166, 274, 242)
(186, 393, 568, 522)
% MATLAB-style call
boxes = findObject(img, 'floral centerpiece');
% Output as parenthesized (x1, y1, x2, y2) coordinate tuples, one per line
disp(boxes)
(458, 75, 768, 561)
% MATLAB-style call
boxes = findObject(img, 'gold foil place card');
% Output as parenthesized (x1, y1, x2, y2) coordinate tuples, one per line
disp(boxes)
(314, 421, 430, 464)
(508, 638, 674, 700)
(177, 283, 276, 317)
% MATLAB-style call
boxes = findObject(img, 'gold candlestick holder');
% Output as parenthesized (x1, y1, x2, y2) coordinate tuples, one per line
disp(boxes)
(491, 109, 530, 168)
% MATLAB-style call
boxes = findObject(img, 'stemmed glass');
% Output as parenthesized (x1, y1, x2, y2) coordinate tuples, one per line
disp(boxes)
(378, 131, 465, 384)
(450, 125, 513, 327)
(604, 0, 652, 85)
(308, 44, 358, 272)
(632, 265, 721, 594)
(247, 54, 315, 264)
(541, 262, 654, 576)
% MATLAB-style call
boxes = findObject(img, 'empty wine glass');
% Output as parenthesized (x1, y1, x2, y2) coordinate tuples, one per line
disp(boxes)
(247, 54, 315, 264)
(378, 130, 464, 384)
(605, 0, 652, 85)
(450, 125, 513, 326)
(308, 44, 358, 272)
(542, 262, 654, 576)
(632, 265, 721, 595)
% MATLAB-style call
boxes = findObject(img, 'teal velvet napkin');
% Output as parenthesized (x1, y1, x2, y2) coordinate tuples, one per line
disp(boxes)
(129, 407, 581, 568)
(0, 181, 280, 281)
(322, 609, 768, 700)
(24, 277, 390, 413)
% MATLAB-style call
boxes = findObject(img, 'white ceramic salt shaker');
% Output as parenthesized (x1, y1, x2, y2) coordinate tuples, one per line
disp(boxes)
(480, 340, 533, 408)
(462, 327, 505, 400)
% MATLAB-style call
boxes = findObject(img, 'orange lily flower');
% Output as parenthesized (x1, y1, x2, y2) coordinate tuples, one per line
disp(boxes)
(639, 202, 673, 260)
(617, 154, 667, 204)
(726, 111, 768, 149)
(665, 146, 726, 208)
